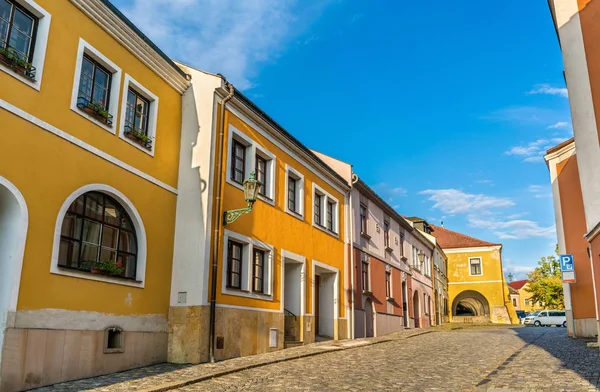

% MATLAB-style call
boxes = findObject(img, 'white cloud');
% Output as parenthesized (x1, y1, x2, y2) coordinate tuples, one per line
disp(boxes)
(547, 121, 570, 129)
(118, 0, 334, 90)
(421, 189, 555, 240)
(503, 265, 535, 274)
(528, 185, 552, 198)
(505, 138, 568, 163)
(527, 84, 568, 98)
(528, 185, 544, 192)
(475, 179, 495, 186)
(420, 189, 514, 215)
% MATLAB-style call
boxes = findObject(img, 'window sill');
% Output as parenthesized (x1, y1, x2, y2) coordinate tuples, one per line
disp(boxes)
(362, 290, 373, 296)
(121, 129, 154, 156)
(0, 62, 40, 91)
(222, 285, 274, 301)
(385, 246, 393, 253)
(400, 256, 408, 262)
(53, 266, 144, 288)
(71, 106, 116, 135)
(386, 296, 395, 302)
(313, 222, 339, 238)
(285, 209, 304, 222)
(360, 232, 371, 240)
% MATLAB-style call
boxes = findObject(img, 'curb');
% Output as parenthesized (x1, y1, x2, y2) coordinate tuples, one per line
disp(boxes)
(140, 329, 435, 392)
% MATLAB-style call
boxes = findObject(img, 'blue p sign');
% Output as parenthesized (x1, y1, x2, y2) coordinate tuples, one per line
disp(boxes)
(560, 254, 574, 272)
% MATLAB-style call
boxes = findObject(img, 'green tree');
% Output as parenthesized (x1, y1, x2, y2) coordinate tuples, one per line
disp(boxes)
(526, 245, 564, 309)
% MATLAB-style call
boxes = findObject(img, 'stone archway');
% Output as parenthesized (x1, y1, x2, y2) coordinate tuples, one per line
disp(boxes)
(0, 177, 29, 366)
(452, 290, 490, 320)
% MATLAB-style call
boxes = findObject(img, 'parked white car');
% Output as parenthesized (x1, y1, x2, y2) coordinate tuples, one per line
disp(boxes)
(523, 310, 566, 327)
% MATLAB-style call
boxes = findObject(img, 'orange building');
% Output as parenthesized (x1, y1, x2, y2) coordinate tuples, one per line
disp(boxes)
(545, 139, 597, 337)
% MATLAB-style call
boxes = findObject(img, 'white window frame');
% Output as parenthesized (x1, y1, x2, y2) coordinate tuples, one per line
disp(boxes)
(312, 183, 339, 237)
(285, 164, 305, 220)
(385, 265, 393, 300)
(0, 0, 50, 91)
(70, 38, 122, 134)
(49, 184, 147, 288)
(118, 74, 159, 156)
(222, 229, 274, 300)
(361, 252, 371, 293)
(225, 126, 276, 205)
(469, 257, 483, 276)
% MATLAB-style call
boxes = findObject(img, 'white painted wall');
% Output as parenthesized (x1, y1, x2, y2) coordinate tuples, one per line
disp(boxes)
(284, 263, 302, 315)
(318, 273, 335, 337)
(0, 180, 28, 365)
(553, 0, 600, 233)
(170, 66, 223, 307)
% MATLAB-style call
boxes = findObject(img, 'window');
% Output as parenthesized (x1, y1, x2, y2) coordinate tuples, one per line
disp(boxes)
(252, 249, 265, 293)
(385, 271, 391, 298)
(384, 220, 390, 249)
(512, 298, 517, 307)
(326, 201, 334, 231)
(222, 230, 274, 299)
(227, 127, 276, 203)
(285, 165, 304, 218)
(288, 176, 297, 212)
(0, 0, 49, 89)
(71, 39, 122, 133)
(0, 1, 36, 62)
(360, 203, 368, 234)
(78, 55, 112, 114)
(57, 192, 137, 280)
(412, 247, 420, 269)
(227, 240, 243, 289)
(362, 260, 370, 292)
(118, 74, 159, 154)
(256, 155, 267, 196)
(124, 88, 149, 136)
(314, 193, 323, 226)
(469, 258, 482, 276)
(525, 299, 530, 306)
(231, 140, 246, 185)
(399, 233, 404, 257)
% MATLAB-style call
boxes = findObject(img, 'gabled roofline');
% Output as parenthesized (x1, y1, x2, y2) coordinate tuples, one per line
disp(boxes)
(99, 0, 188, 79)
(354, 179, 414, 232)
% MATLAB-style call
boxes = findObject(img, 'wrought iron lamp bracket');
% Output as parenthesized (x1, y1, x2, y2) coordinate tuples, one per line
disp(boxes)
(223, 201, 255, 226)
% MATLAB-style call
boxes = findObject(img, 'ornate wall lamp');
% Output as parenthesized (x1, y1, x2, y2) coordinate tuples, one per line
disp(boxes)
(223, 171, 261, 225)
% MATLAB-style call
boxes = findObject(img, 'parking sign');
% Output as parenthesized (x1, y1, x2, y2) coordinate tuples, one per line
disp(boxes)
(560, 254, 574, 272)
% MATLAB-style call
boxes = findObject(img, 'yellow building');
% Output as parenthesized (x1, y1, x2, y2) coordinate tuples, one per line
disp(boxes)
(508, 280, 543, 313)
(168, 65, 350, 363)
(0, 0, 189, 390)
(430, 225, 518, 324)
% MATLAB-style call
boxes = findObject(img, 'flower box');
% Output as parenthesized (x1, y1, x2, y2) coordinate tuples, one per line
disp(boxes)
(76, 97, 113, 127)
(124, 127, 153, 151)
(90, 260, 125, 277)
(0, 48, 36, 80)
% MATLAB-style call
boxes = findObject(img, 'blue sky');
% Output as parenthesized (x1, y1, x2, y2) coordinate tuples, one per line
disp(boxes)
(112, 0, 571, 279)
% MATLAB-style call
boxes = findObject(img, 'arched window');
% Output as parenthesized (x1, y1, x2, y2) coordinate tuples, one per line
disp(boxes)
(58, 191, 137, 279)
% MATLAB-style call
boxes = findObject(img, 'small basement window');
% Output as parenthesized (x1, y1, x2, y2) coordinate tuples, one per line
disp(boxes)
(104, 326, 124, 353)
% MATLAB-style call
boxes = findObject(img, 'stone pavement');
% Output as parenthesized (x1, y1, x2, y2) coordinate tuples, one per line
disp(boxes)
(30, 328, 430, 392)
(31, 326, 600, 392)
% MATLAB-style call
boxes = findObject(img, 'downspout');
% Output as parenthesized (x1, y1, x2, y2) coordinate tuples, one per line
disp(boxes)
(208, 82, 235, 363)
(350, 173, 358, 339)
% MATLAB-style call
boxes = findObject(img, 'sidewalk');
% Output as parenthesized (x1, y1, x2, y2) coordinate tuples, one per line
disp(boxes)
(31, 328, 434, 392)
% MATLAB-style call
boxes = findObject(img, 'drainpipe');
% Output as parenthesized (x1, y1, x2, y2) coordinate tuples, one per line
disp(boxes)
(208, 82, 235, 363)
(350, 173, 358, 339)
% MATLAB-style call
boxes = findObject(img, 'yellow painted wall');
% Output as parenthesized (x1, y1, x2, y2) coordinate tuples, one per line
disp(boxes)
(214, 110, 346, 318)
(519, 284, 543, 312)
(0, 0, 182, 316)
(447, 247, 518, 323)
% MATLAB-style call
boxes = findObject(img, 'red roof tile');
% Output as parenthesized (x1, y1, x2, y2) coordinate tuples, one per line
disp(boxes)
(508, 279, 528, 290)
(429, 225, 501, 249)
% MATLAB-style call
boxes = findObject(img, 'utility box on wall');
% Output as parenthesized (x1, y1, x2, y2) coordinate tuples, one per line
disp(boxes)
(269, 328, 278, 348)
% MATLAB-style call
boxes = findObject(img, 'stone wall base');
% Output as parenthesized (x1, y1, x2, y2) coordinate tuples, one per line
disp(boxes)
(0, 328, 166, 392)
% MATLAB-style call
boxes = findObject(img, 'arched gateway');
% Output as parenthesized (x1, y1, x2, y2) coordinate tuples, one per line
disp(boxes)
(452, 290, 490, 319)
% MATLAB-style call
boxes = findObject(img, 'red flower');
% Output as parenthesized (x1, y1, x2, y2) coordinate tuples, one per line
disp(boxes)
(116, 261, 122, 267)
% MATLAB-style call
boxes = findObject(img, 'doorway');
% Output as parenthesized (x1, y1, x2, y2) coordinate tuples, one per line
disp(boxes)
(402, 281, 408, 328)
(315, 275, 320, 336)
(413, 291, 420, 328)
(364, 298, 374, 337)
(0, 178, 28, 365)
(313, 262, 338, 340)
(283, 257, 305, 343)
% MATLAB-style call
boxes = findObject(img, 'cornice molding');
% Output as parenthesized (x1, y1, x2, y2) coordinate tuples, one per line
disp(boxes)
(70, 0, 190, 94)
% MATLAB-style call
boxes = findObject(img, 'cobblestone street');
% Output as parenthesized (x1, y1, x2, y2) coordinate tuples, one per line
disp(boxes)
(33, 326, 600, 392)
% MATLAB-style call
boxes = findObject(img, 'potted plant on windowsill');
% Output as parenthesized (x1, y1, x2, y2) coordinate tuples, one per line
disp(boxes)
(82, 101, 111, 124)
(124, 127, 153, 151)
(91, 260, 125, 277)
(0, 46, 35, 80)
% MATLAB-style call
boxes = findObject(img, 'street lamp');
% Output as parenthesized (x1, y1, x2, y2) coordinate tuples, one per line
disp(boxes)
(417, 250, 425, 264)
(223, 171, 261, 225)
